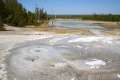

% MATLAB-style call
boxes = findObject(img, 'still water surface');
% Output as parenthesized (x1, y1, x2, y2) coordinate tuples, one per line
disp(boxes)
(49, 19, 104, 29)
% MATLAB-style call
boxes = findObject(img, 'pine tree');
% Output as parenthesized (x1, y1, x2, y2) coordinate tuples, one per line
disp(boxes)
(0, 0, 48, 27)
(0, 0, 6, 28)
(0, 0, 6, 20)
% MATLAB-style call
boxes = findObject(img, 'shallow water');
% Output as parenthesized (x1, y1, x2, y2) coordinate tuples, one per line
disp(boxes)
(6, 35, 120, 80)
(49, 19, 104, 29)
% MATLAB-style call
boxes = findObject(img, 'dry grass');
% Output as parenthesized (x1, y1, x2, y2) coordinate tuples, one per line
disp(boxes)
(32, 23, 92, 34)
(33, 27, 92, 35)
(104, 29, 120, 36)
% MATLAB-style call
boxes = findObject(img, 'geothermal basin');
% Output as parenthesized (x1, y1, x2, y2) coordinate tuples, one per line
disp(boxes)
(6, 35, 120, 80)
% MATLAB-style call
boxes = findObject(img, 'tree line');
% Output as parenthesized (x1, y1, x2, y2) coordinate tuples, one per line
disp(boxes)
(0, 0, 48, 29)
(50, 14, 120, 21)
(80, 14, 120, 21)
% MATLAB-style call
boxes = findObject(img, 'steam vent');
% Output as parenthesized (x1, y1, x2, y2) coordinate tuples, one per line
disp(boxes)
(6, 35, 120, 80)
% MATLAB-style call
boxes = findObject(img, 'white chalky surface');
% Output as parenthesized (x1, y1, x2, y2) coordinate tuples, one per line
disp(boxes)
(0, 33, 57, 80)
(3, 34, 120, 80)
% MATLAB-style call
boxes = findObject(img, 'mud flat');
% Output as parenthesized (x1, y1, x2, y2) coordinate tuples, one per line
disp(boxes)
(5, 35, 120, 80)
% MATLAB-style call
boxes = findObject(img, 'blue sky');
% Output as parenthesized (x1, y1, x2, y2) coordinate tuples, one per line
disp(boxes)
(19, 0, 120, 15)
